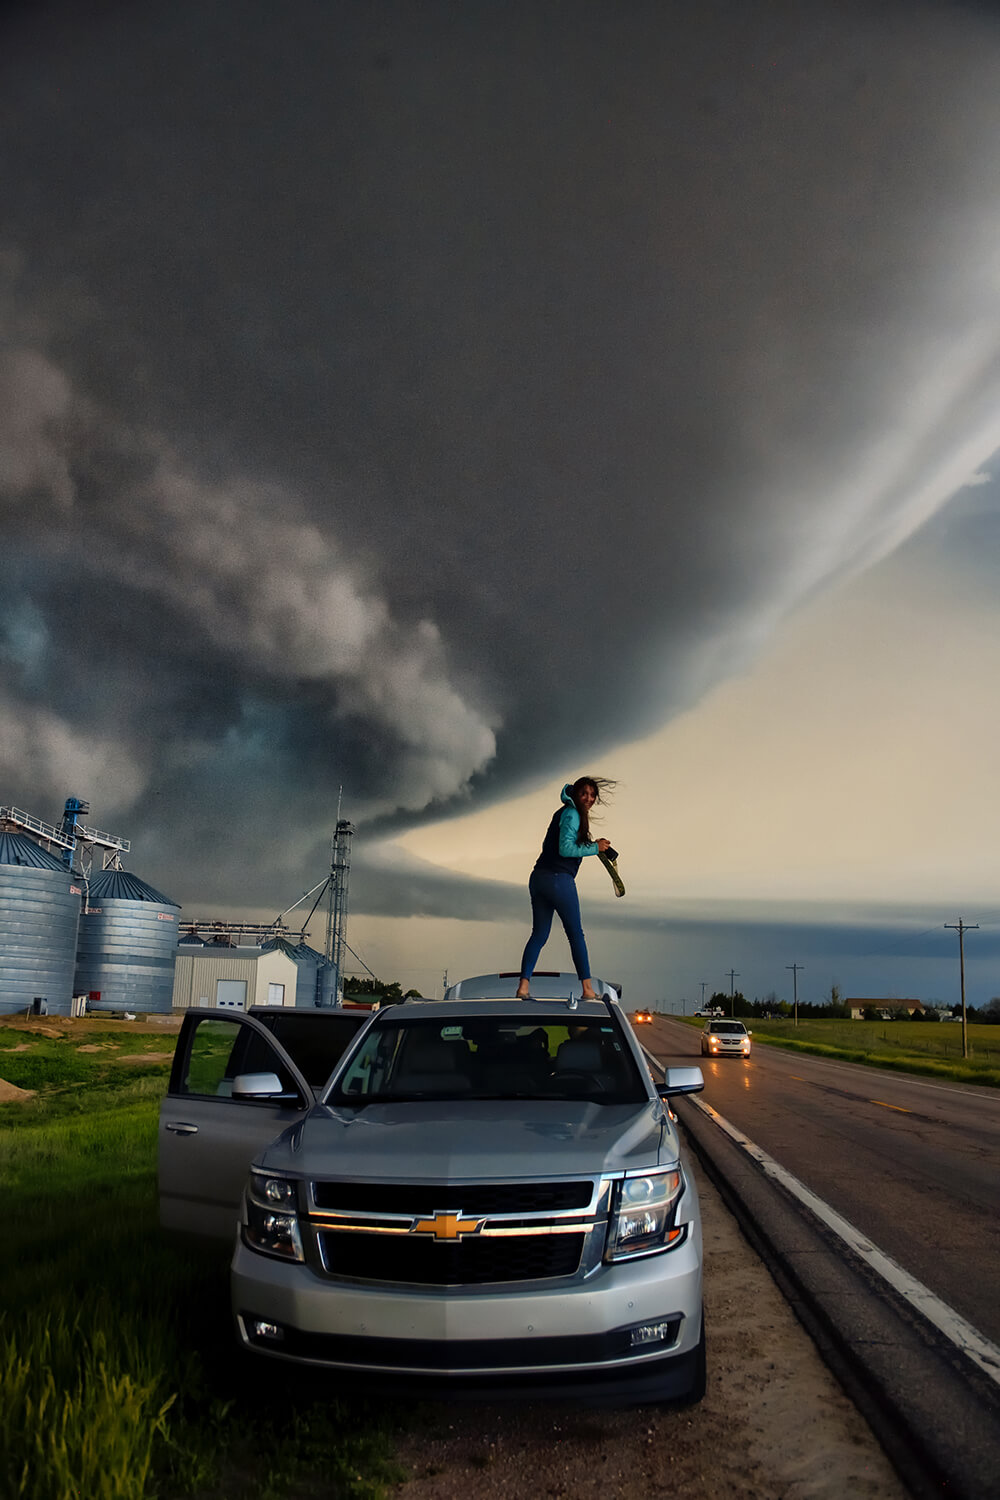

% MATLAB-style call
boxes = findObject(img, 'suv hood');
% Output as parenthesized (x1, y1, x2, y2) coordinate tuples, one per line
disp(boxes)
(257, 1099, 675, 1180)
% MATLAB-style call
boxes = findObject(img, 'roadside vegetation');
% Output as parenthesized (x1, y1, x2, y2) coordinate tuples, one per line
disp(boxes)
(682, 1008, 1000, 1087)
(0, 1018, 404, 1500)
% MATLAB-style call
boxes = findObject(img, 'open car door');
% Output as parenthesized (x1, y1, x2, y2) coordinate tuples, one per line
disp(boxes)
(158, 1008, 314, 1244)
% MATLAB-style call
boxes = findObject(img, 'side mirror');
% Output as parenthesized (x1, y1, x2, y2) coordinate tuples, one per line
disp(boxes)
(657, 1066, 704, 1098)
(232, 1071, 297, 1102)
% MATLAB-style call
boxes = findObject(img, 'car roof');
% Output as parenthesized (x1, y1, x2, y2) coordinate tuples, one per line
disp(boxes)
(374, 998, 617, 1022)
(443, 972, 619, 1001)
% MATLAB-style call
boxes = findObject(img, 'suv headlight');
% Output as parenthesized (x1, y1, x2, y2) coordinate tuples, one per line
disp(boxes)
(606, 1170, 685, 1260)
(243, 1172, 304, 1262)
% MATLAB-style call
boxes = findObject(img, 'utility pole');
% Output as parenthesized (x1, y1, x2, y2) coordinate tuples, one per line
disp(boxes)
(727, 970, 740, 1017)
(786, 963, 804, 1027)
(945, 921, 978, 1060)
(442, 968, 449, 998)
(700, 981, 707, 1010)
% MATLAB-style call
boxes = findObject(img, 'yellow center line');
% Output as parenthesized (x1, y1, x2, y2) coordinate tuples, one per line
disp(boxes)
(871, 1100, 911, 1113)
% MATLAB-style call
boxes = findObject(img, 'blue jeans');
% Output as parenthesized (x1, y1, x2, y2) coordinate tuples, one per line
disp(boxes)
(519, 867, 591, 982)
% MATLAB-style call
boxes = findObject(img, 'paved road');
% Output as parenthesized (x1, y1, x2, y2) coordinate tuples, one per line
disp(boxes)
(643, 1014, 1000, 1348)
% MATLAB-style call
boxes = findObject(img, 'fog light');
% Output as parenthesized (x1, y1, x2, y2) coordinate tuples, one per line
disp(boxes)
(250, 1319, 285, 1342)
(629, 1319, 674, 1347)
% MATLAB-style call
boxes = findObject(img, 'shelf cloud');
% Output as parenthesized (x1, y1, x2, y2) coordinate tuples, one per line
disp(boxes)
(2, 0, 1000, 909)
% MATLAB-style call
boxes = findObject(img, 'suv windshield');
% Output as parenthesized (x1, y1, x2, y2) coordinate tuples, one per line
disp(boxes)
(327, 1015, 647, 1105)
(708, 1022, 747, 1035)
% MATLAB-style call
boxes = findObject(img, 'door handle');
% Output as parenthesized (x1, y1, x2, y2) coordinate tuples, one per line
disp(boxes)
(165, 1121, 199, 1135)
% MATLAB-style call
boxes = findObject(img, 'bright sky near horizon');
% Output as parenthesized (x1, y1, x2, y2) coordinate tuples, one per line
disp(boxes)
(397, 486, 1000, 908)
(373, 484, 1000, 1003)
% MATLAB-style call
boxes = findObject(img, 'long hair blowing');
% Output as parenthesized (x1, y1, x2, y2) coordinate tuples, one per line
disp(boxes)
(570, 776, 616, 846)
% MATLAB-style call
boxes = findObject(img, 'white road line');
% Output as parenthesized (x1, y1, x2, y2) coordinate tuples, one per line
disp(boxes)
(646, 1047, 1000, 1390)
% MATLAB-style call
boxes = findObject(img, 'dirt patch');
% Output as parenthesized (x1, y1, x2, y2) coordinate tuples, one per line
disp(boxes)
(0, 1014, 182, 1039)
(77, 1044, 105, 1052)
(392, 1162, 906, 1500)
(1, 1022, 67, 1039)
(119, 1053, 171, 1064)
(0, 1078, 35, 1103)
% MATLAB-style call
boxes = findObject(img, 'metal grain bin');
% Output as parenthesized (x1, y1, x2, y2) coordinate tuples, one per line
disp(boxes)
(0, 831, 82, 1016)
(74, 869, 180, 1014)
(294, 942, 326, 1009)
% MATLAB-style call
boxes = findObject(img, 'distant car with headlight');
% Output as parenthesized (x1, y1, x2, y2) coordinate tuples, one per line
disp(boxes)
(633, 1009, 653, 1024)
(700, 1020, 752, 1057)
(158, 973, 706, 1403)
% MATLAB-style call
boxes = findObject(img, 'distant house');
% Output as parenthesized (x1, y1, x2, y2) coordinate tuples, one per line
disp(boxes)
(847, 998, 925, 1020)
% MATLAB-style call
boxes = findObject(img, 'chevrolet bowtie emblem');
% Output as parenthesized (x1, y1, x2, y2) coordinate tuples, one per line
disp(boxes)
(410, 1210, 485, 1241)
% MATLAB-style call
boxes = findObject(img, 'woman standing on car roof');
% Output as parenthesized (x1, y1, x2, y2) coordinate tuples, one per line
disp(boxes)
(516, 776, 615, 1002)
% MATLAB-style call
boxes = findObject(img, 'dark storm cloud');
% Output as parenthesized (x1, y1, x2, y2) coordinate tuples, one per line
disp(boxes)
(2, 0, 1000, 908)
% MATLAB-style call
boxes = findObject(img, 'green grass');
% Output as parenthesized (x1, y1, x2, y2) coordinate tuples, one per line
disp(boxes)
(0, 1027, 175, 1119)
(682, 1016, 1000, 1087)
(0, 1026, 405, 1500)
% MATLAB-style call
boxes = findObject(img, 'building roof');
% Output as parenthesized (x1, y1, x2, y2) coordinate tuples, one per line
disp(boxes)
(847, 997, 925, 1009)
(260, 936, 302, 961)
(295, 941, 327, 964)
(175, 943, 296, 961)
(87, 868, 178, 906)
(0, 830, 69, 872)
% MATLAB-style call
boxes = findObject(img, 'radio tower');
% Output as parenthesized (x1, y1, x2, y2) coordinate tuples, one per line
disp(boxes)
(324, 815, 354, 1005)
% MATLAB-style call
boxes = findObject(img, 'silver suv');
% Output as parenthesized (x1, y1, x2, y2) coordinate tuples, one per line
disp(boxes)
(158, 975, 705, 1402)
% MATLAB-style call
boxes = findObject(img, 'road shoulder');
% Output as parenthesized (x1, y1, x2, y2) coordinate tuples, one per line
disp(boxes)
(393, 1160, 906, 1499)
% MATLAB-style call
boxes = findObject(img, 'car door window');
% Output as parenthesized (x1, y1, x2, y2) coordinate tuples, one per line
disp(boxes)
(178, 1015, 303, 1101)
(256, 1013, 365, 1089)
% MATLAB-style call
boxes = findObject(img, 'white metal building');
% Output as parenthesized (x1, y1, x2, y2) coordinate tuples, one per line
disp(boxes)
(171, 943, 299, 1011)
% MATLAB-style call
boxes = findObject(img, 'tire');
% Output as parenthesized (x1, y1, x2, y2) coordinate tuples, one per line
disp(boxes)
(642, 1317, 706, 1408)
(676, 1320, 707, 1407)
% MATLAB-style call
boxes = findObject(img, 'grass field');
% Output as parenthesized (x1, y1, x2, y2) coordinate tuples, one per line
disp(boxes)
(681, 1016, 1000, 1087)
(0, 1017, 404, 1500)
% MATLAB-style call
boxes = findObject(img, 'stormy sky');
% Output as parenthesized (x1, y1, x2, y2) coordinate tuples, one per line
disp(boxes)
(3, 0, 1000, 999)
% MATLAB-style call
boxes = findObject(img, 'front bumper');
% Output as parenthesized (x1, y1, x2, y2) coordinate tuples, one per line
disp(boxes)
(232, 1224, 702, 1387)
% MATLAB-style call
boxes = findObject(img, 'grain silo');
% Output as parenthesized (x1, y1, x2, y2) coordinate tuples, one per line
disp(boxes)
(0, 831, 82, 1016)
(295, 941, 326, 1008)
(74, 869, 180, 1013)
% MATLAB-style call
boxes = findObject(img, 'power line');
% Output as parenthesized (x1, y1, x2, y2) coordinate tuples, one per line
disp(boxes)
(786, 962, 804, 1027)
(341, 940, 378, 983)
(944, 919, 978, 1060)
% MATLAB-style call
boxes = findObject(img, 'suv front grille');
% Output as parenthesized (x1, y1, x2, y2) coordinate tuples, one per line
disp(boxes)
(311, 1180, 594, 1215)
(318, 1229, 585, 1285)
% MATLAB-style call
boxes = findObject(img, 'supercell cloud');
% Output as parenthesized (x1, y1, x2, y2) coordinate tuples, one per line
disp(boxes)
(2, 0, 1000, 908)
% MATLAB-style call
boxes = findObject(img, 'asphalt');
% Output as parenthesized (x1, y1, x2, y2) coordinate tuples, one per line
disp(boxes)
(635, 1013, 1000, 1500)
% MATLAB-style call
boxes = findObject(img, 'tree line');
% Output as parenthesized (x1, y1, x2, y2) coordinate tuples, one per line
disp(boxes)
(343, 975, 424, 1003)
(707, 989, 1000, 1023)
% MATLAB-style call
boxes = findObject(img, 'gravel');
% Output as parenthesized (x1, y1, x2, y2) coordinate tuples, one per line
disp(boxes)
(392, 1160, 908, 1499)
